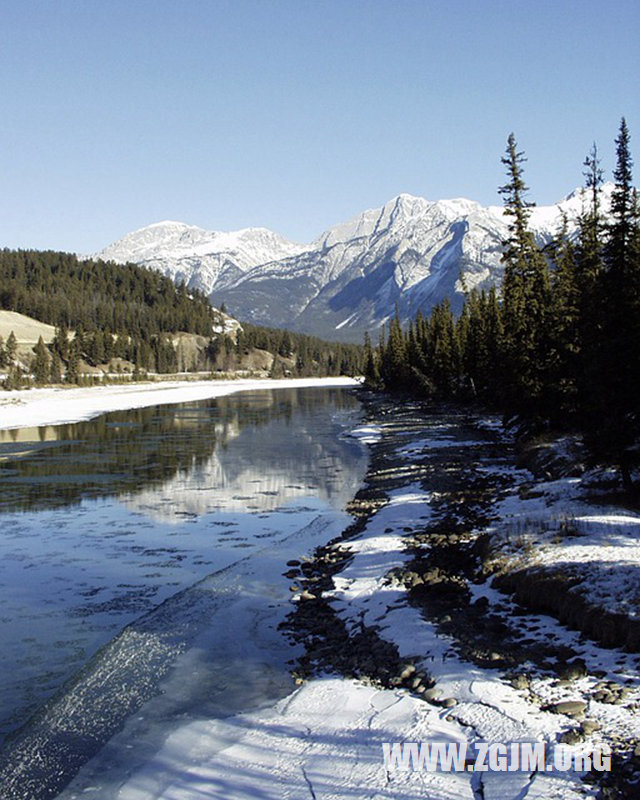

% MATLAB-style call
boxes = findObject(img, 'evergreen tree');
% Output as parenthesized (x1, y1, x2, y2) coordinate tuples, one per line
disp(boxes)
(576, 143, 606, 423)
(407, 310, 433, 393)
(6, 331, 17, 363)
(484, 286, 505, 400)
(546, 214, 580, 421)
(4, 365, 23, 390)
(459, 287, 505, 402)
(379, 310, 407, 389)
(498, 134, 552, 422)
(363, 332, 380, 385)
(113, 333, 127, 359)
(279, 330, 293, 357)
(460, 289, 487, 398)
(103, 332, 115, 362)
(32, 336, 50, 385)
(406, 319, 431, 394)
(88, 330, 106, 365)
(589, 119, 640, 489)
(52, 324, 70, 360)
(429, 300, 459, 396)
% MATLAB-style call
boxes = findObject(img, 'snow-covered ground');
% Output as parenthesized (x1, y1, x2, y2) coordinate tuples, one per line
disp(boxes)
(321, 480, 638, 799)
(0, 377, 359, 431)
(53, 406, 639, 800)
(486, 472, 640, 621)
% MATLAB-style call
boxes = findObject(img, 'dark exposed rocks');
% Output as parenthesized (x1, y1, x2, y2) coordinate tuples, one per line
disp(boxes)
(558, 658, 588, 681)
(280, 587, 434, 693)
(559, 728, 585, 744)
(552, 699, 588, 717)
(585, 750, 640, 799)
(591, 681, 633, 705)
(279, 477, 433, 692)
(581, 719, 601, 735)
(507, 672, 532, 691)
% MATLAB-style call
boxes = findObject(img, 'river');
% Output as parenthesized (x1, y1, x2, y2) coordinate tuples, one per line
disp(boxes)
(0, 385, 368, 799)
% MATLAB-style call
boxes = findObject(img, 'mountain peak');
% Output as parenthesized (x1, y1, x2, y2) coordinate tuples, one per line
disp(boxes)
(96, 185, 614, 343)
(387, 192, 428, 209)
(94, 221, 305, 266)
(147, 220, 199, 229)
(560, 180, 616, 204)
(315, 194, 431, 249)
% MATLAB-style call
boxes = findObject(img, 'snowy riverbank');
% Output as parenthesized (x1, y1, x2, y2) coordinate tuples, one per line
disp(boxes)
(0, 377, 359, 431)
(54, 398, 639, 799)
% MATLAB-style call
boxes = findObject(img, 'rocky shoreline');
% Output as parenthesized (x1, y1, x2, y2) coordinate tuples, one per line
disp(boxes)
(281, 391, 640, 798)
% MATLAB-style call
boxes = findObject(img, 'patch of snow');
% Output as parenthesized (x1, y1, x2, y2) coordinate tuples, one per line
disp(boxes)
(0, 378, 359, 431)
(101, 678, 477, 800)
(491, 479, 640, 620)
(335, 312, 357, 330)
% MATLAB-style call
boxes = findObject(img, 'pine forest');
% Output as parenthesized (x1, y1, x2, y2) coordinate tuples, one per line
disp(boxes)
(366, 119, 640, 490)
(0, 251, 364, 384)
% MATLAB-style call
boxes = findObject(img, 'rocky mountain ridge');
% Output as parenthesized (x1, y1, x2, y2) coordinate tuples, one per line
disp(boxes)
(95, 184, 614, 342)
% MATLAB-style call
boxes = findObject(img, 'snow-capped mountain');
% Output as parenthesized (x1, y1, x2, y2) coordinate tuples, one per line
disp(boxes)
(94, 221, 307, 296)
(95, 185, 613, 342)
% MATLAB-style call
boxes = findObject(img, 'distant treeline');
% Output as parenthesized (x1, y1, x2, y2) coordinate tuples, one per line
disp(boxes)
(238, 322, 363, 377)
(0, 249, 364, 385)
(367, 119, 640, 489)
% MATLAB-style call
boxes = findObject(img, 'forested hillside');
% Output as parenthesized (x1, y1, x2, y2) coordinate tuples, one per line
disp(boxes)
(0, 250, 219, 336)
(0, 251, 363, 385)
(368, 119, 640, 489)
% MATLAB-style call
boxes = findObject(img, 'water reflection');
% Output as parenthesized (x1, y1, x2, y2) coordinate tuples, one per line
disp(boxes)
(0, 387, 367, 748)
(0, 387, 363, 515)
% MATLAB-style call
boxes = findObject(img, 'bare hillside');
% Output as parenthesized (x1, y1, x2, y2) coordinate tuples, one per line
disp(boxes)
(0, 310, 58, 344)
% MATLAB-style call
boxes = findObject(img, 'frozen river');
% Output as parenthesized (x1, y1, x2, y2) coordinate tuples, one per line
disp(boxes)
(0, 385, 368, 799)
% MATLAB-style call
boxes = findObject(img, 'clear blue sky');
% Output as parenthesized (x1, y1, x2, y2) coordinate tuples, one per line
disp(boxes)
(1, 0, 638, 253)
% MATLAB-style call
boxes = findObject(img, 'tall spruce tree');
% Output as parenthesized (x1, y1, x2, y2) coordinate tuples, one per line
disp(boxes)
(547, 213, 581, 422)
(380, 310, 408, 389)
(49, 350, 62, 383)
(52, 324, 70, 360)
(428, 300, 459, 396)
(460, 289, 490, 399)
(589, 119, 640, 490)
(576, 143, 606, 425)
(484, 286, 504, 401)
(66, 338, 80, 384)
(498, 134, 551, 422)
(363, 332, 380, 385)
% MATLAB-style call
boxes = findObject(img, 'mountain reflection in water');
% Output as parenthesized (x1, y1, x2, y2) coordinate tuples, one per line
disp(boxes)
(0, 386, 367, 748)
(0, 386, 364, 515)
